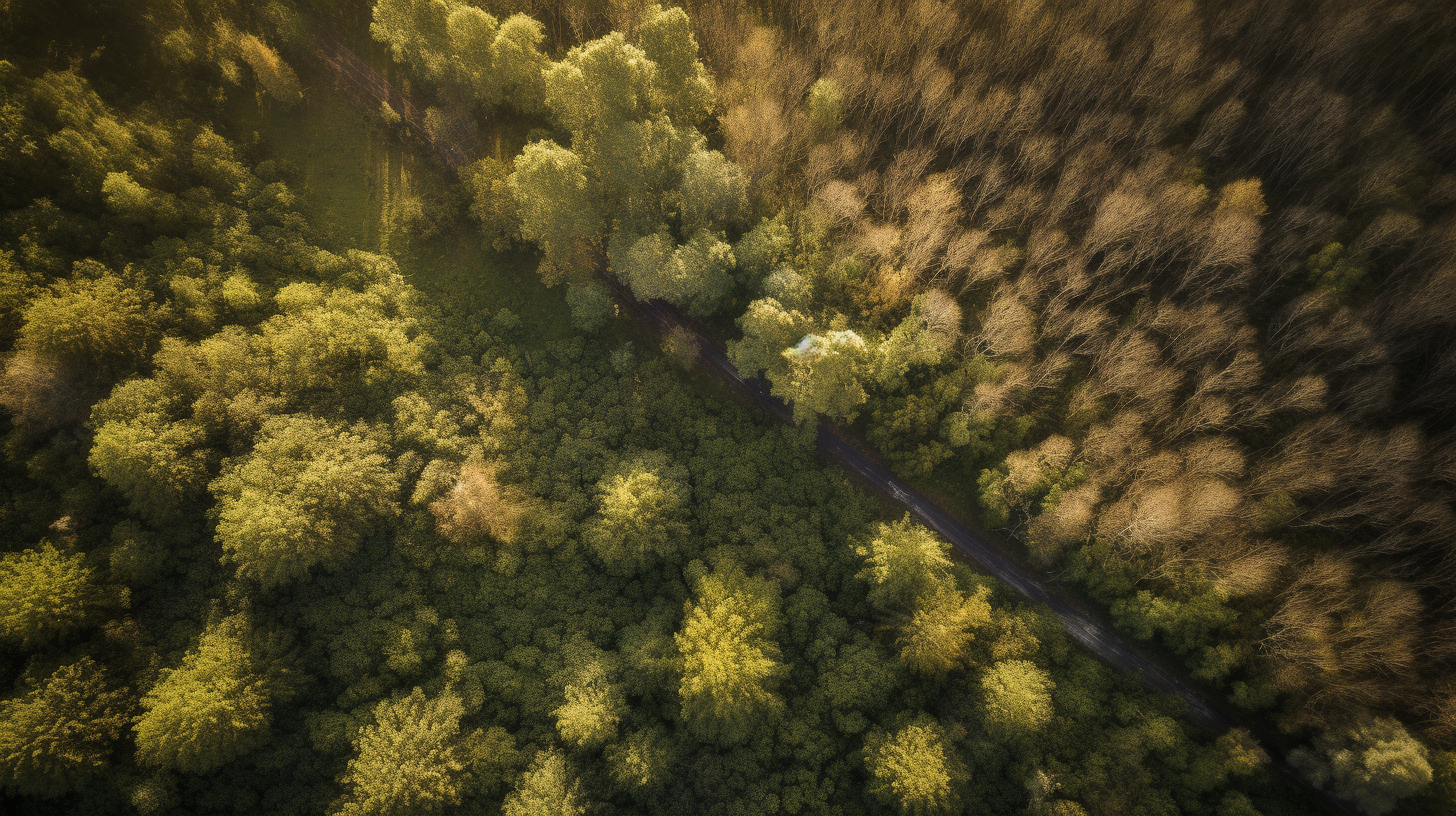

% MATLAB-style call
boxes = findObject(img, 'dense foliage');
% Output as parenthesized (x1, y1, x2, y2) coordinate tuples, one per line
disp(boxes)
(0, 1, 1452, 815)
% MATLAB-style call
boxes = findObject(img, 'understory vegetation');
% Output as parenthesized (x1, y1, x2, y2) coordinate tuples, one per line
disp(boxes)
(0, 1, 1453, 815)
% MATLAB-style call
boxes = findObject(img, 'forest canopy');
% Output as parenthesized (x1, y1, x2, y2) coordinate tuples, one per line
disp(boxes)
(1, 1, 1454, 815)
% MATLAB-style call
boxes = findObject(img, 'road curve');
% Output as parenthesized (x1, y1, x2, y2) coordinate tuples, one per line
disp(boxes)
(304, 32, 1353, 816)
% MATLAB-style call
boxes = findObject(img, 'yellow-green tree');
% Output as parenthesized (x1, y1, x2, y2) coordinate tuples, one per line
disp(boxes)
(502, 749, 586, 816)
(0, 542, 94, 650)
(864, 716, 964, 815)
(980, 659, 1055, 745)
(0, 658, 129, 798)
(211, 414, 400, 588)
(583, 450, 690, 574)
(858, 515, 955, 613)
(897, 586, 991, 675)
(336, 688, 467, 816)
(675, 563, 785, 744)
(135, 616, 271, 773)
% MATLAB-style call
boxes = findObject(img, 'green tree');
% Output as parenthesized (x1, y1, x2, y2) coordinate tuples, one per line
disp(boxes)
(0, 658, 130, 798)
(543, 32, 655, 138)
(135, 616, 271, 773)
(336, 688, 467, 816)
(0, 542, 94, 650)
(89, 381, 209, 523)
(729, 297, 809, 378)
(19, 270, 151, 373)
(858, 515, 954, 613)
(258, 276, 430, 406)
(503, 749, 586, 816)
(509, 141, 603, 282)
(583, 450, 690, 574)
(211, 414, 401, 588)
(897, 586, 991, 675)
(864, 716, 964, 815)
(980, 659, 1055, 745)
(679, 148, 747, 234)
(609, 228, 734, 315)
(1289, 714, 1432, 815)
(553, 658, 625, 748)
(465, 157, 521, 250)
(780, 329, 871, 422)
(675, 563, 785, 744)
(638, 4, 714, 124)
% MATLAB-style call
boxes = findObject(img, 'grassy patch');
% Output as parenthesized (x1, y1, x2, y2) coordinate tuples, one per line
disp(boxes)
(227, 71, 574, 349)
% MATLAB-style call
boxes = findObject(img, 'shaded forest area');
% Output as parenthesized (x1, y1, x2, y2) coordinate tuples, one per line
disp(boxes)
(0, 0, 1453, 815)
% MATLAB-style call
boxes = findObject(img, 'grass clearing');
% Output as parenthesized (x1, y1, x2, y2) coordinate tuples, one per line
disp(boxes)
(227, 70, 575, 350)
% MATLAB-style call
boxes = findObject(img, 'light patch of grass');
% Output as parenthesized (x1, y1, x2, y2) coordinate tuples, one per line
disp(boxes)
(228, 75, 573, 348)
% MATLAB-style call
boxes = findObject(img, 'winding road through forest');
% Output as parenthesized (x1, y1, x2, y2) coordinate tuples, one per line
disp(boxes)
(306, 31, 1352, 816)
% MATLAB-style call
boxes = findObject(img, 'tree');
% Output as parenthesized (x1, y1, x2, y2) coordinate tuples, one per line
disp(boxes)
(553, 658, 625, 748)
(679, 148, 747, 234)
(864, 716, 963, 815)
(779, 329, 871, 422)
(135, 616, 271, 773)
(258, 276, 430, 406)
(638, 4, 714, 124)
(897, 586, 991, 675)
(1289, 714, 1432, 815)
(876, 290, 962, 386)
(583, 450, 690, 574)
(675, 563, 785, 744)
(858, 515, 954, 613)
(502, 750, 586, 816)
(543, 32, 655, 138)
(0, 658, 130, 798)
(0, 542, 94, 650)
(336, 688, 467, 816)
(211, 414, 400, 588)
(89, 390, 209, 523)
(729, 297, 809, 379)
(980, 659, 1055, 745)
(429, 460, 529, 546)
(610, 228, 734, 315)
(19, 270, 150, 373)
(508, 141, 602, 281)
(465, 157, 521, 250)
